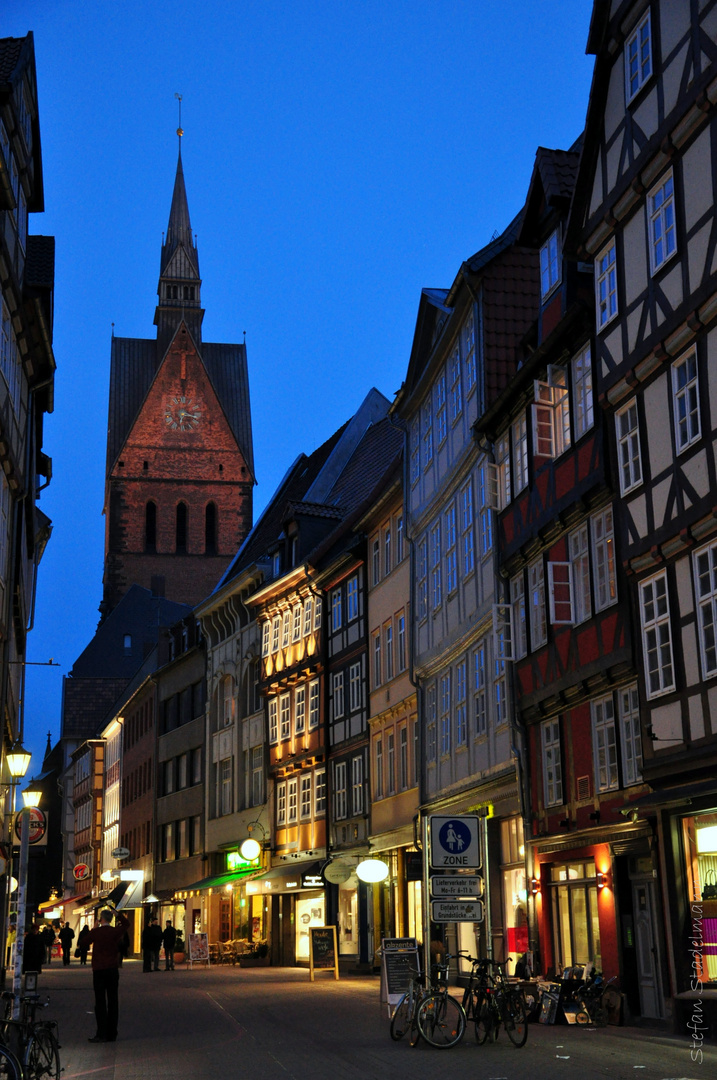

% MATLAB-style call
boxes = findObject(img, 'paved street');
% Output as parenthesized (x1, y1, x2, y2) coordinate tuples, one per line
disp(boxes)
(31, 962, 716, 1080)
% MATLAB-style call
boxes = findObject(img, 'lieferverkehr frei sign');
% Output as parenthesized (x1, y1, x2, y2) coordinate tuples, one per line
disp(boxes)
(429, 815, 481, 870)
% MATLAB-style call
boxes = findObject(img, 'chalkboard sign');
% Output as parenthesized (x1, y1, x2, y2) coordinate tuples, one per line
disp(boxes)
(309, 926, 339, 981)
(380, 938, 420, 1007)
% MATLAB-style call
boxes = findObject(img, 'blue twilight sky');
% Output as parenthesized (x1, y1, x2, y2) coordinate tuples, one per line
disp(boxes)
(3, 0, 595, 770)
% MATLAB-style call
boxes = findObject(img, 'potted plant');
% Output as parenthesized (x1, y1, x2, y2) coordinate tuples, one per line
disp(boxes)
(239, 940, 270, 967)
(173, 931, 186, 966)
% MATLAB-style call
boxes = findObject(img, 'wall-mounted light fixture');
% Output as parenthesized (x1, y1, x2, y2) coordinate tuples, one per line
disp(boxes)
(531, 877, 541, 895)
(596, 871, 608, 889)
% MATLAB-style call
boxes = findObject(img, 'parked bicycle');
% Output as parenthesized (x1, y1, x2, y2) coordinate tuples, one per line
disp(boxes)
(390, 955, 467, 1048)
(575, 974, 618, 1026)
(0, 991, 61, 1080)
(466, 957, 528, 1047)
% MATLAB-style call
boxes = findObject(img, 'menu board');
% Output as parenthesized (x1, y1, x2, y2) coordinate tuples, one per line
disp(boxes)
(309, 926, 339, 981)
(187, 932, 209, 965)
(380, 938, 420, 1007)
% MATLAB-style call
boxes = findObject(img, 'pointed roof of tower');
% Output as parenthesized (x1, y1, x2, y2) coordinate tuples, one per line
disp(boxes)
(161, 148, 197, 275)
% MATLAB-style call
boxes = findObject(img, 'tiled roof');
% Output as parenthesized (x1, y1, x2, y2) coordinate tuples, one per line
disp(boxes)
(0, 37, 24, 88)
(536, 145, 581, 205)
(323, 416, 403, 515)
(202, 342, 254, 478)
(287, 501, 345, 520)
(24, 235, 55, 290)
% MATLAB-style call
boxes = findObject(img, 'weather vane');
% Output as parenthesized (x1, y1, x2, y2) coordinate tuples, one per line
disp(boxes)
(175, 92, 183, 140)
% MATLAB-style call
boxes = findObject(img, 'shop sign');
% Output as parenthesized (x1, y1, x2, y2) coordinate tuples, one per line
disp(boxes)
(111, 846, 130, 860)
(431, 898, 484, 923)
(14, 807, 47, 846)
(226, 851, 259, 873)
(380, 937, 420, 1007)
(73, 863, 91, 881)
(430, 874, 483, 898)
(429, 815, 481, 869)
(302, 871, 324, 889)
(323, 860, 352, 884)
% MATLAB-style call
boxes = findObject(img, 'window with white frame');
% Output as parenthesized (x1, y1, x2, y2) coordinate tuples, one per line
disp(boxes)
(374, 737, 383, 799)
(303, 597, 313, 635)
(464, 312, 476, 393)
(410, 419, 420, 484)
(384, 525, 392, 577)
(426, 683, 437, 760)
(271, 615, 281, 652)
(222, 676, 235, 726)
(282, 610, 291, 648)
(496, 431, 511, 509)
(431, 521, 442, 609)
(399, 726, 408, 790)
(529, 558, 547, 649)
(333, 671, 345, 718)
(387, 732, 395, 795)
(397, 614, 406, 672)
(616, 399, 642, 494)
(314, 597, 322, 629)
(373, 632, 382, 688)
(396, 514, 404, 562)
(347, 574, 359, 620)
(648, 170, 676, 274)
(592, 507, 617, 611)
(292, 604, 303, 642)
(309, 679, 320, 729)
(423, 398, 434, 467)
(625, 10, 652, 102)
(533, 366, 571, 458)
(461, 480, 475, 575)
(694, 540, 717, 678)
(371, 538, 380, 587)
(540, 228, 561, 298)
(445, 504, 457, 594)
(570, 524, 592, 625)
(251, 746, 264, 806)
(220, 757, 233, 816)
(456, 660, 467, 744)
(572, 344, 594, 438)
(287, 777, 298, 823)
(435, 373, 447, 444)
(440, 673, 451, 755)
(541, 719, 563, 807)
(294, 685, 306, 734)
(640, 571, 675, 697)
(352, 756, 364, 814)
(512, 413, 528, 494)
(596, 241, 617, 329)
(479, 464, 493, 557)
(269, 699, 278, 744)
(672, 349, 700, 452)
(280, 693, 291, 740)
(276, 781, 286, 826)
(511, 573, 527, 659)
(300, 774, 312, 819)
(418, 538, 428, 620)
(385, 623, 393, 681)
(449, 347, 462, 422)
(315, 769, 326, 814)
(591, 694, 618, 792)
(618, 684, 643, 786)
(334, 762, 347, 819)
(349, 661, 362, 712)
(261, 621, 270, 657)
(331, 588, 342, 632)
(494, 644, 507, 726)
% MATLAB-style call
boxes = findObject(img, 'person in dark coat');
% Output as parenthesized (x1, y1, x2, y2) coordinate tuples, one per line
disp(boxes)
(77, 924, 91, 965)
(22, 925, 44, 973)
(40, 924, 55, 965)
(162, 921, 177, 970)
(87, 907, 129, 1043)
(141, 918, 163, 972)
(59, 922, 75, 966)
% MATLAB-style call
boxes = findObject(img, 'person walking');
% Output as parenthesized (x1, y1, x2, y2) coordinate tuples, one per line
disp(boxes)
(22, 925, 44, 973)
(162, 920, 177, 970)
(77, 924, 91, 965)
(40, 924, 55, 965)
(141, 917, 163, 972)
(87, 906, 129, 1043)
(59, 922, 75, 966)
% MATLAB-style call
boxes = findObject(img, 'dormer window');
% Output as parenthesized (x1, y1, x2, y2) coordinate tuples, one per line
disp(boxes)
(540, 229, 561, 299)
(625, 10, 652, 104)
(272, 552, 281, 577)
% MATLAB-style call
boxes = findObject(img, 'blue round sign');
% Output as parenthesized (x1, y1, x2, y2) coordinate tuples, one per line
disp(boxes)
(438, 820, 472, 855)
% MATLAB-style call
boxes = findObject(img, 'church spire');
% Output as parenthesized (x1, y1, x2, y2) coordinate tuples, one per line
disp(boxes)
(154, 97, 204, 354)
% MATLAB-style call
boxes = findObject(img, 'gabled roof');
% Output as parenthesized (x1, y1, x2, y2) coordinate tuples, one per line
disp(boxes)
(0, 33, 43, 212)
(518, 142, 582, 247)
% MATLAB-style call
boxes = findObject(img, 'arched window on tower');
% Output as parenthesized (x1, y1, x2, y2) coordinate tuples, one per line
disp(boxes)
(184, 285, 189, 301)
(176, 502, 188, 554)
(145, 501, 157, 553)
(189, 286, 195, 301)
(205, 502, 217, 555)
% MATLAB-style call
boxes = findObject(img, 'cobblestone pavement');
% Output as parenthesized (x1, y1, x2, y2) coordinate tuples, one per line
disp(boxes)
(30, 960, 717, 1080)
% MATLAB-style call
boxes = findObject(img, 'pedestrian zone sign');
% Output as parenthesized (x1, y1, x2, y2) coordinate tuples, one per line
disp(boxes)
(429, 814, 481, 869)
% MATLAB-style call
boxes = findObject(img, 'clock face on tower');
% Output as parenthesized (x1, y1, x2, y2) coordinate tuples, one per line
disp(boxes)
(164, 395, 201, 431)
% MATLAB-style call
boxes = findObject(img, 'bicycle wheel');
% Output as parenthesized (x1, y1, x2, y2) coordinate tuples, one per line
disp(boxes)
(575, 1008, 591, 1024)
(25, 1029, 60, 1080)
(501, 992, 528, 1047)
(475, 994, 498, 1044)
(390, 992, 412, 1041)
(416, 993, 465, 1048)
(0, 1046, 23, 1080)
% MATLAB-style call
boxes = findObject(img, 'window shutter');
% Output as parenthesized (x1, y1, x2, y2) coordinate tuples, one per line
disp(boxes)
(492, 603, 514, 661)
(532, 380, 555, 458)
(486, 463, 498, 510)
(548, 561, 573, 624)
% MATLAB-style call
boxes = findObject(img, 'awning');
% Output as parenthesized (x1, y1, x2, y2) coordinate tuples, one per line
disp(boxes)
(627, 778, 717, 812)
(92, 880, 136, 912)
(251, 861, 323, 887)
(175, 868, 264, 894)
(37, 896, 64, 913)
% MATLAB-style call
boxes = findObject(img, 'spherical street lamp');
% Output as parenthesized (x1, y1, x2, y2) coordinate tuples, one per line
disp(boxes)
(355, 858, 389, 884)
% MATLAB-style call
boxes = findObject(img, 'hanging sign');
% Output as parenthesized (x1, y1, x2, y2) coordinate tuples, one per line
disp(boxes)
(73, 863, 91, 881)
(14, 808, 48, 846)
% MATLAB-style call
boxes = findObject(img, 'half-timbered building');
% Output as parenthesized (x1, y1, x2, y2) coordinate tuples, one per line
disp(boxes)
(568, 0, 717, 1024)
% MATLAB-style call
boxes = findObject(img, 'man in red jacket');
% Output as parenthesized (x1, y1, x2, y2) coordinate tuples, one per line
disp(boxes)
(87, 906, 129, 1043)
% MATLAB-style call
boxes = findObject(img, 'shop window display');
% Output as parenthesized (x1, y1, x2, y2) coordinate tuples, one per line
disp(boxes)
(683, 813, 717, 982)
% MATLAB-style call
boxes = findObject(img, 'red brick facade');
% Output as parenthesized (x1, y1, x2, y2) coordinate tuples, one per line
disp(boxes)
(103, 323, 253, 610)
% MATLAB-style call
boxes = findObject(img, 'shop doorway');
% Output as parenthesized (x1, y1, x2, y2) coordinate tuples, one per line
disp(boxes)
(631, 877, 663, 1018)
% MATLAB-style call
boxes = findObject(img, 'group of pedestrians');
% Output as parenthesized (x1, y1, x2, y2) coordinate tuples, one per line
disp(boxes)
(141, 917, 177, 971)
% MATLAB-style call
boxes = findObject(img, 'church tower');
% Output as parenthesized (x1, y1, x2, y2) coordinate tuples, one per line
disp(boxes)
(101, 134, 254, 616)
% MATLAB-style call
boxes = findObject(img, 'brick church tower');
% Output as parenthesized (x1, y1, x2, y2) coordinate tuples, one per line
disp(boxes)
(101, 137, 254, 616)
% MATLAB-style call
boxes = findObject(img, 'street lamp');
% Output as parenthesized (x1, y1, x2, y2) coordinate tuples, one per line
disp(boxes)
(2, 743, 32, 987)
(6, 744, 31, 782)
(21, 781, 42, 810)
(11, 778, 39, 1017)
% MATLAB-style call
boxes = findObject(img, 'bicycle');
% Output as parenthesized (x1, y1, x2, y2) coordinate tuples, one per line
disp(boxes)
(0, 992, 61, 1080)
(575, 974, 618, 1027)
(390, 955, 467, 1048)
(470, 958, 528, 1047)
(390, 967, 425, 1046)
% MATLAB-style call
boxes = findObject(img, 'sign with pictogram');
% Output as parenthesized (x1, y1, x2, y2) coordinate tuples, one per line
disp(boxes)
(14, 807, 47, 846)
(429, 815, 481, 869)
